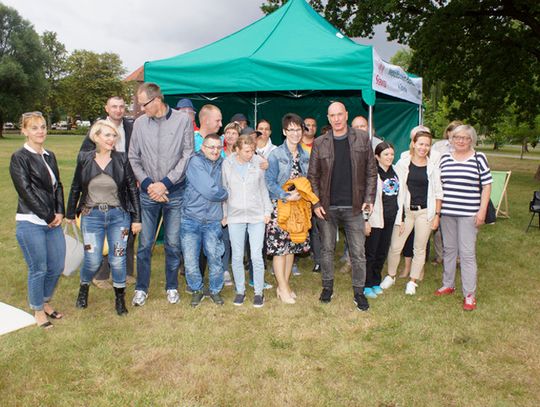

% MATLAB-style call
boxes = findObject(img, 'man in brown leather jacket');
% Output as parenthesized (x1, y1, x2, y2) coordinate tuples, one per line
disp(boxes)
(307, 102, 377, 311)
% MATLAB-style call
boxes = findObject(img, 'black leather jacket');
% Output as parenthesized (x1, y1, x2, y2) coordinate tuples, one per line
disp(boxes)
(9, 148, 65, 224)
(66, 150, 141, 222)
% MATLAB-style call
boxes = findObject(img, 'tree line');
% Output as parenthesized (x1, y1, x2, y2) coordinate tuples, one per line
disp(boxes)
(0, 3, 129, 136)
(262, 0, 540, 151)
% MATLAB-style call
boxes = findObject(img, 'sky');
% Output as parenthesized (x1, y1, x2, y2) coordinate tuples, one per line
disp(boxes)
(4, 0, 404, 76)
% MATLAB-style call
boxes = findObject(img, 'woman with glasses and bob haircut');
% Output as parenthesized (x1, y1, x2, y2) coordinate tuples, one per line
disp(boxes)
(66, 120, 141, 316)
(265, 113, 311, 304)
(10, 111, 66, 329)
(436, 124, 492, 311)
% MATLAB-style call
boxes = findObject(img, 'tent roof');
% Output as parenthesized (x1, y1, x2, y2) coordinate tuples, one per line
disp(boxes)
(144, 0, 373, 95)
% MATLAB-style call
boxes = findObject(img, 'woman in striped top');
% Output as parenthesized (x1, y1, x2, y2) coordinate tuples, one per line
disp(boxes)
(436, 124, 492, 311)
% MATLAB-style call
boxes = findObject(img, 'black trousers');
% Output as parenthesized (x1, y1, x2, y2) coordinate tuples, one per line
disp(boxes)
(365, 214, 396, 287)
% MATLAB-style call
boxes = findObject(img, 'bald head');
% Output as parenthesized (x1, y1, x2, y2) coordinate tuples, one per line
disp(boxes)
(327, 102, 348, 137)
(198, 104, 223, 136)
(351, 116, 368, 132)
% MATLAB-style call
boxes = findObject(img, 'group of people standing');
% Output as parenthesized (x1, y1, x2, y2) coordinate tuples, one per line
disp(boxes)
(10, 82, 491, 329)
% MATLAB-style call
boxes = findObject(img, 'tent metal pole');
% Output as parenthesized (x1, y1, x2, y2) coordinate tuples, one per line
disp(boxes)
(368, 105, 373, 141)
(254, 92, 258, 125)
(418, 105, 423, 124)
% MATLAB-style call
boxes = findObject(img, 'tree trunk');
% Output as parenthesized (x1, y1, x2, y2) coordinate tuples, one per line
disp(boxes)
(535, 165, 540, 182)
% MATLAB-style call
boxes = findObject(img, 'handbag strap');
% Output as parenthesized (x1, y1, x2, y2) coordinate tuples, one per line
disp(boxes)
(63, 223, 81, 243)
(474, 152, 484, 191)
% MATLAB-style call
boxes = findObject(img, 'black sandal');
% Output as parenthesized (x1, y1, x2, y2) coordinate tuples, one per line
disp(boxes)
(45, 310, 63, 319)
(39, 321, 53, 329)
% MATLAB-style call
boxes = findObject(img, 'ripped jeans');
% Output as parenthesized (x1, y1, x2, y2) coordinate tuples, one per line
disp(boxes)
(80, 207, 131, 288)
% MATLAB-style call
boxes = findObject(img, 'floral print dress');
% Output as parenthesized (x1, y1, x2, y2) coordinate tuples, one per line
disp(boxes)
(266, 155, 311, 256)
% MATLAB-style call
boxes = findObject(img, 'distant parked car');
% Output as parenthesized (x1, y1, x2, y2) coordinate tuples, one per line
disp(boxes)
(3, 122, 15, 130)
(53, 121, 68, 130)
(79, 120, 91, 128)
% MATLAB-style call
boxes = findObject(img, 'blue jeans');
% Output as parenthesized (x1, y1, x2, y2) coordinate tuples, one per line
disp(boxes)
(181, 217, 224, 294)
(137, 190, 183, 292)
(80, 207, 131, 287)
(16, 221, 66, 311)
(229, 222, 265, 295)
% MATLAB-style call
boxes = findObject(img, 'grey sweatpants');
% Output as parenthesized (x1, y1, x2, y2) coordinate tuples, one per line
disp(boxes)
(440, 215, 478, 297)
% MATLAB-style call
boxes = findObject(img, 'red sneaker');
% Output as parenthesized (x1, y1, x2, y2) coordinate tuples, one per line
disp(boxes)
(463, 294, 477, 311)
(434, 287, 455, 296)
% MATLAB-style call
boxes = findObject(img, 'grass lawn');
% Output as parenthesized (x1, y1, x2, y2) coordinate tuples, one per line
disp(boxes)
(1, 135, 540, 406)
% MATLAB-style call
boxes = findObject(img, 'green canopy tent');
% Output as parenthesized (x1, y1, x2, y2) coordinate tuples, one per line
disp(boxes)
(144, 0, 423, 155)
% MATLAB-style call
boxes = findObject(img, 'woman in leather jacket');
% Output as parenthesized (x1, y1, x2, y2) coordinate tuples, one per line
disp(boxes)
(66, 120, 141, 315)
(10, 111, 66, 329)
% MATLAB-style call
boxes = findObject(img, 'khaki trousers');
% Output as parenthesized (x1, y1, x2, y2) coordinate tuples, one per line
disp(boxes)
(387, 208, 432, 280)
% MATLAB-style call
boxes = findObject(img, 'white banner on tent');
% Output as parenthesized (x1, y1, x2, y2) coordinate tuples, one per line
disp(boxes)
(372, 49, 423, 105)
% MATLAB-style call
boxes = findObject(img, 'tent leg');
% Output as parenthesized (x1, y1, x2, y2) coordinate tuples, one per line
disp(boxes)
(368, 105, 373, 141)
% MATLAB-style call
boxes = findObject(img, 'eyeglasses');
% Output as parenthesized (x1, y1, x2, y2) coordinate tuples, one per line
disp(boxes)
(203, 144, 222, 150)
(22, 111, 43, 117)
(452, 136, 471, 142)
(141, 97, 156, 108)
(285, 128, 302, 133)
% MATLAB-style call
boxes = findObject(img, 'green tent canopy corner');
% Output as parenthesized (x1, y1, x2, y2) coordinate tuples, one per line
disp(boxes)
(144, 0, 423, 156)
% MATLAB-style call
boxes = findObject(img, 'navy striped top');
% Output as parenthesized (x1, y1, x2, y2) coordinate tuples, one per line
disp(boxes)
(440, 152, 493, 217)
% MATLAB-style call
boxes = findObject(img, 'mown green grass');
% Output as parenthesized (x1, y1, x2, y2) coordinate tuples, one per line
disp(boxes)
(1, 135, 540, 406)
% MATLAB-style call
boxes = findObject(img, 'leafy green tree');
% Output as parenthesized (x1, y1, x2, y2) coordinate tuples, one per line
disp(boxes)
(261, 0, 540, 130)
(0, 3, 47, 136)
(59, 50, 127, 123)
(40, 31, 67, 126)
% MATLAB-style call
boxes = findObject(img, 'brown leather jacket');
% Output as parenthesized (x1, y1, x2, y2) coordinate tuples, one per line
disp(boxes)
(307, 127, 377, 216)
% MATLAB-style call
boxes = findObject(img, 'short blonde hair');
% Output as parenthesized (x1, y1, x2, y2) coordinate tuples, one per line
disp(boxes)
(444, 120, 463, 140)
(224, 121, 241, 135)
(89, 120, 119, 144)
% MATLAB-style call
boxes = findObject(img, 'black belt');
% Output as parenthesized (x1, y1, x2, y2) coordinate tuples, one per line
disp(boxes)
(409, 204, 427, 211)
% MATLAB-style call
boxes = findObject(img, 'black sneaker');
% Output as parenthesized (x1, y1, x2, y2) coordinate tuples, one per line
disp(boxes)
(191, 291, 204, 307)
(319, 288, 333, 303)
(312, 264, 321, 273)
(253, 294, 264, 308)
(210, 292, 224, 305)
(354, 293, 370, 311)
(233, 293, 245, 306)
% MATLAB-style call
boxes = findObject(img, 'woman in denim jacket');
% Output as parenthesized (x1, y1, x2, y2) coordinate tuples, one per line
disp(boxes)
(265, 113, 310, 304)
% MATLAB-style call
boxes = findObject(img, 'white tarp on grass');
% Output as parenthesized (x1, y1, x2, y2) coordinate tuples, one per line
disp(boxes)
(0, 302, 35, 335)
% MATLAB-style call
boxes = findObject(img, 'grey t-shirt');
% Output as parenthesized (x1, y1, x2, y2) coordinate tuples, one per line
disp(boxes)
(86, 173, 120, 207)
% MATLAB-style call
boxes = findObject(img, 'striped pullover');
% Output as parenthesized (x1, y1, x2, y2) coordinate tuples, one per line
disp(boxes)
(440, 152, 492, 217)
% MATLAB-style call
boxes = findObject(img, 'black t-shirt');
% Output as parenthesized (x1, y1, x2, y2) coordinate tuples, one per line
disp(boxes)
(378, 165, 399, 217)
(330, 135, 353, 206)
(407, 162, 428, 207)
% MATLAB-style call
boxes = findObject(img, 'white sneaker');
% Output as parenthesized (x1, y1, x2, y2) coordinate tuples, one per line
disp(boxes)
(405, 281, 418, 295)
(380, 275, 395, 290)
(224, 271, 234, 286)
(132, 290, 148, 306)
(166, 289, 179, 304)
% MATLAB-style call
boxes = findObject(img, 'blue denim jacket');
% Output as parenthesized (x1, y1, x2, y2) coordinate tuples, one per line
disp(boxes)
(265, 142, 310, 200)
(183, 152, 228, 222)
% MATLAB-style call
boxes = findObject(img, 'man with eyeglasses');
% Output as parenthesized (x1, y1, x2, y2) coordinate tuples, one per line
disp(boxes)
(307, 101, 378, 311)
(180, 133, 228, 307)
(128, 82, 194, 306)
